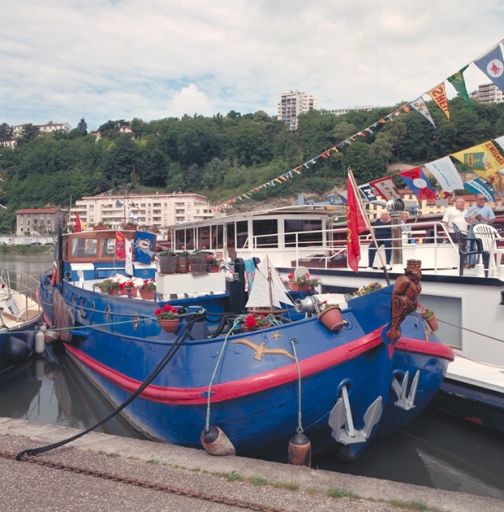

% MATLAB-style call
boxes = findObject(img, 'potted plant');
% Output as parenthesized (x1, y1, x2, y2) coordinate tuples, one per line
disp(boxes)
(155, 304, 180, 333)
(96, 279, 120, 295)
(207, 254, 220, 272)
(177, 251, 190, 273)
(318, 302, 345, 331)
(287, 272, 319, 292)
(139, 279, 156, 300)
(92, 222, 110, 231)
(351, 282, 382, 297)
(189, 250, 208, 273)
(241, 313, 272, 331)
(158, 250, 178, 274)
(119, 280, 137, 297)
(420, 306, 439, 331)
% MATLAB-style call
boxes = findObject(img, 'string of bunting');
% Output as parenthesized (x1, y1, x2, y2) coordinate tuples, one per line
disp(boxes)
(214, 38, 504, 211)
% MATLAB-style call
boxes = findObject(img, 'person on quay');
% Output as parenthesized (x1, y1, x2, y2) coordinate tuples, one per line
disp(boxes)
(465, 195, 495, 267)
(442, 197, 468, 243)
(367, 210, 392, 269)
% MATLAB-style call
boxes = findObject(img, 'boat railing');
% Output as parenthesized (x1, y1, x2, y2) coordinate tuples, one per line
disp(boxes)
(250, 221, 461, 272)
(0, 269, 42, 318)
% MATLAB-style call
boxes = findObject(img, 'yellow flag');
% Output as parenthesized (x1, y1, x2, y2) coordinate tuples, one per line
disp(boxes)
(452, 140, 504, 178)
(428, 83, 450, 120)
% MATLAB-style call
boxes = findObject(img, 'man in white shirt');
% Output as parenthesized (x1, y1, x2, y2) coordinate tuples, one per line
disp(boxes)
(442, 197, 467, 242)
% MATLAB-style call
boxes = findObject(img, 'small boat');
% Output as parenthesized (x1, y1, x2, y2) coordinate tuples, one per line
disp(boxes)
(0, 269, 43, 374)
(39, 228, 453, 461)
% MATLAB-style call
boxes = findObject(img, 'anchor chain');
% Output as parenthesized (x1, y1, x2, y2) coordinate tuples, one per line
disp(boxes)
(0, 450, 287, 512)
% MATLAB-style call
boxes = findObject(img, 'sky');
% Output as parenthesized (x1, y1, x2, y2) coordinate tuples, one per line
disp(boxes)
(1, 0, 503, 130)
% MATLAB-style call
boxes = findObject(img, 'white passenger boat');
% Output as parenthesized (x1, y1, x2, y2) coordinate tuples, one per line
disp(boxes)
(170, 205, 504, 433)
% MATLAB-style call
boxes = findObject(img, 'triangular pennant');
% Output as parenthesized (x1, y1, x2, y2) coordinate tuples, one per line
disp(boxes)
(398, 167, 437, 200)
(410, 97, 436, 128)
(452, 140, 504, 179)
(428, 83, 450, 120)
(474, 43, 504, 92)
(447, 65, 473, 109)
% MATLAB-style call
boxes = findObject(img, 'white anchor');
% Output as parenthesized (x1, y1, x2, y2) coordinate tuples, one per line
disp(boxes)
(328, 384, 382, 445)
(391, 370, 420, 411)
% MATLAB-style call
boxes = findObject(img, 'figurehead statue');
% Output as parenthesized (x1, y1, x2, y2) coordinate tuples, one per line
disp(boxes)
(387, 259, 422, 341)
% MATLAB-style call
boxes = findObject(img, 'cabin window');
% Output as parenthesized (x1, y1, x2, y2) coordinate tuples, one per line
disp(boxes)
(284, 219, 323, 246)
(175, 230, 185, 251)
(101, 238, 116, 257)
(71, 238, 97, 258)
(226, 223, 235, 249)
(185, 228, 194, 250)
(198, 226, 210, 250)
(252, 219, 278, 248)
(236, 221, 249, 248)
(211, 225, 223, 249)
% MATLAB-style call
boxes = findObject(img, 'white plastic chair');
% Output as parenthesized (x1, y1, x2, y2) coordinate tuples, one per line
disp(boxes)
(473, 225, 504, 277)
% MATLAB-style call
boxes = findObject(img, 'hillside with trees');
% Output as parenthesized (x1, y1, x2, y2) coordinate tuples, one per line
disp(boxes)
(1, 99, 503, 232)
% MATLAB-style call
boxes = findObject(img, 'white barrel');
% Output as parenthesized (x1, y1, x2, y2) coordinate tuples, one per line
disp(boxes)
(34, 329, 46, 355)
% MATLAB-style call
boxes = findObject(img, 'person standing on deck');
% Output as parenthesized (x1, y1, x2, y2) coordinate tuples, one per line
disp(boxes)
(442, 197, 468, 243)
(465, 195, 495, 266)
(367, 210, 392, 269)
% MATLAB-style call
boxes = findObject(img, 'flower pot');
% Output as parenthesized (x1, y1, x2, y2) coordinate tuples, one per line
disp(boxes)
(108, 289, 119, 296)
(118, 288, 128, 296)
(288, 282, 312, 293)
(425, 315, 439, 332)
(318, 306, 344, 331)
(140, 289, 156, 301)
(127, 287, 138, 298)
(189, 255, 208, 274)
(210, 265, 220, 273)
(159, 255, 178, 274)
(177, 256, 189, 273)
(159, 318, 180, 333)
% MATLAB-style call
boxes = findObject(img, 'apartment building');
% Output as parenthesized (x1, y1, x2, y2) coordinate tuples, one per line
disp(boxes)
(70, 192, 214, 229)
(324, 105, 377, 116)
(11, 121, 71, 138)
(472, 83, 504, 104)
(16, 207, 68, 236)
(277, 91, 318, 130)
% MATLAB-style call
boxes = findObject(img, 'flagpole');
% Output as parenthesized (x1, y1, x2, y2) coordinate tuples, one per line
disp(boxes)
(348, 169, 390, 285)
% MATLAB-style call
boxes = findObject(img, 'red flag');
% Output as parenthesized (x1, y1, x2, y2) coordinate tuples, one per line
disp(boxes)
(347, 171, 369, 272)
(73, 213, 82, 233)
(115, 231, 126, 259)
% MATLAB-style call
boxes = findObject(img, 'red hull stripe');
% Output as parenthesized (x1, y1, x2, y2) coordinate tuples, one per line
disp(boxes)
(396, 338, 454, 361)
(64, 327, 385, 405)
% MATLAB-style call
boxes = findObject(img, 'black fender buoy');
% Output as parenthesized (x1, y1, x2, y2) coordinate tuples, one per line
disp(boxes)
(2, 336, 30, 364)
(200, 426, 236, 456)
(288, 431, 311, 467)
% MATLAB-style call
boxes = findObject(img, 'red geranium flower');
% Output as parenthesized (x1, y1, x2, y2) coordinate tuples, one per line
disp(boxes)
(244, 314, 257, 328)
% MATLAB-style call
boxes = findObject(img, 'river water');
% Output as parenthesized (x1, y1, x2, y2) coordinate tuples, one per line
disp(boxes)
(1, 255, 503, 499)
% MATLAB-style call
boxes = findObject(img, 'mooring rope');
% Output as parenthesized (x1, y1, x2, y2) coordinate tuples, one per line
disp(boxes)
(16, 312, 205, 460)
(289, 338, 304, 434)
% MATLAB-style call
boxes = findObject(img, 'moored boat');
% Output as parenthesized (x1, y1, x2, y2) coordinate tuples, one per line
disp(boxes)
(39, 228, 453, 461)
(0, 269, 43, 374)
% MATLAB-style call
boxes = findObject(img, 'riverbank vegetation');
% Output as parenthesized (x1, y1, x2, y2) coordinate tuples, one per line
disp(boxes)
(0, 244, 53, 256)
(1, 99, 503, 231)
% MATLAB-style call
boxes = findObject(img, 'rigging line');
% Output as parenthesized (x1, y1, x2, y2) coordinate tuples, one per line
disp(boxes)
(438, 318, 504, 344)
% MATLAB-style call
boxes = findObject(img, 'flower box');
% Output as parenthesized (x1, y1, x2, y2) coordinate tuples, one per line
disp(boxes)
(139, 289, 156, 300)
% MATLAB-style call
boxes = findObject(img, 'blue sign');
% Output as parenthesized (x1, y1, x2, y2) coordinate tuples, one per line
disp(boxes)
(134, 231, 156, 264)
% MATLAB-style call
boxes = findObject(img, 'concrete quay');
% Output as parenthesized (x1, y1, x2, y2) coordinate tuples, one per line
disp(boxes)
(0, 417, 502, 512)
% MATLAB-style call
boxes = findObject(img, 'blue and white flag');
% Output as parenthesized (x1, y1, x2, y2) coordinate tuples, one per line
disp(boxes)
(464, 178, 496, 202)
(474, 44, 504, 92)
(134, 231, 156, 264)
(358, 183, 377, 202)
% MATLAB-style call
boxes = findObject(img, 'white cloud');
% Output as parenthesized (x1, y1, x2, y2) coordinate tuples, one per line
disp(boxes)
(0, 0, 503, 129)
(167, 84, 212, 117)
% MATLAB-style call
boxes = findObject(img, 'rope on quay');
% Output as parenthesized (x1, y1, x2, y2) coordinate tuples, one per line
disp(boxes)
(15, 311, 205, 461)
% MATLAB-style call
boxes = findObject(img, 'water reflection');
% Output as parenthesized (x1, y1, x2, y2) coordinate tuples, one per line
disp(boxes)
(0, 347, 143, 439)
